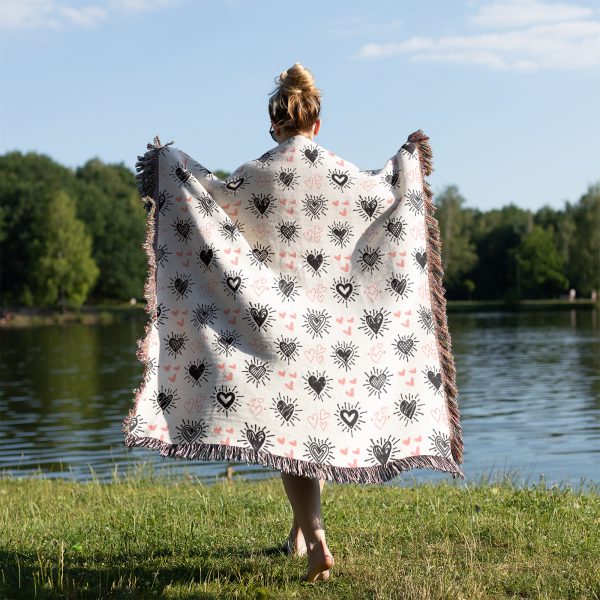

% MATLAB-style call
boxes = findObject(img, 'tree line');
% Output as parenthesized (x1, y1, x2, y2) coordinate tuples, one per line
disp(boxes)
(0, 150, 598, 309)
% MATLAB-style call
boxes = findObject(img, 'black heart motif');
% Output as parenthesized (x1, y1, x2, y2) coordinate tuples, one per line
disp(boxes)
(216, 391, 235, 409)
(156, 304, 162, 318)
(252, 248, 269, 263)
(360, 199, 378, 217)
(278, 280, 294, 297)
(410, 194, 423, 212)
(340, 409, 359, 428)
(387, 221, 403, 238)
(308, 376, 326, 395)
(157, 392, 173, 411)
(415, 251, 427, 268)
(175, 167, 191, 183)
(248, 364, 266, 380)
(307, 314, 325, 332)
(336, 347, 353, 362)
(226, 178, 244, 191)
(169, 337, 184, 353)
(401, 142, 417, 156)
(279, 172, 294, 187)
(372, 440, 392, 465)
(369, 373, 387, 390)
(189, 363, 206, 380)
(174, 278, 188, 296)
(181, 424, 202, 443)
(423, 312, 433, 329)
(277, 399, 294, 421)
(279, 341, 297, 357)
(308, 441, 328, 462)
(304, 148, 319, 163)
(390, 278, 406, 295)
(158, 192, 167, 211)
(335, 283, 353, 300)
(427, 371, 442, 390)
(224, 222, 238, 235)
(331, 172, 348, 187)
(226, 276, 242, 292)
(307, 197, 324, 214)
(399, 399, 416, 419)
(197, 309, 211, 324)
(386, 172, 400, 187)
(395, 338, 414, 356)
(280, 224, 296, 239)
(253, 196, 271, 214)
(198, 195, 214, 212)
(434, 435, 450, 457)
(250, 307, 268, 328)
(362, 251, 379, 267)
(199, 249, 213, 267)
(365, 312, 384, 334)
(218, 335, 235, 349)
(247, 429, 266, 451)
(128, 416, 138, 433)
(306, 253, 323, 271)
(156, 247, 166, 263)
(332, 227, 348, 241)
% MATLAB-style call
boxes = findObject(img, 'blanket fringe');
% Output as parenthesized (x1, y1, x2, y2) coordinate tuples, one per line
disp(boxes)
(122, 135, 173, 437)
(123, 434, 464, 484)
(407, 129, 464, 471)
(122, 131, 466, 484)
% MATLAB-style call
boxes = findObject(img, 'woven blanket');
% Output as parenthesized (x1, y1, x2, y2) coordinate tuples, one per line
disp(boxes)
(122, 129, 465, 484)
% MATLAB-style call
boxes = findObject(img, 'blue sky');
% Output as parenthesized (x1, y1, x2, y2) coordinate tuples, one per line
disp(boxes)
(1, 0, 599, 211)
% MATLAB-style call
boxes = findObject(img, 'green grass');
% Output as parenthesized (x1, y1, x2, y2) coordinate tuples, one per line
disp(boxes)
(1, 468, 599, 600)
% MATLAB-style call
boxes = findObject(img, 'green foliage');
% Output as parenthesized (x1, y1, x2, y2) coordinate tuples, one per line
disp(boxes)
(0, 148, 598, 306)
(31, 190, 99, 309)
(513, 224, 568, 298)
(75, 158, 147, 301)
(433, 185, 478, 290)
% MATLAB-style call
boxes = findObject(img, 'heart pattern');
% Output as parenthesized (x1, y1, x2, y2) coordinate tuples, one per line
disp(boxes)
(123, 131, 463, 483)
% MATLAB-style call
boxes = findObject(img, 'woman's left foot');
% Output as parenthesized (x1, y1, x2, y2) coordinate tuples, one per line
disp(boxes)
(282, 525, 307, 556)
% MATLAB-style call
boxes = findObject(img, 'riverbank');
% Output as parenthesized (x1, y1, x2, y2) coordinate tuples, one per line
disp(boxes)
(1, 298, 598, 327)
(1, 474, 598, 599)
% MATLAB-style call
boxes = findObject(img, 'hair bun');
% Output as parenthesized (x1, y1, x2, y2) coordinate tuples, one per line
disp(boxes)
(268, 62, 322, 134)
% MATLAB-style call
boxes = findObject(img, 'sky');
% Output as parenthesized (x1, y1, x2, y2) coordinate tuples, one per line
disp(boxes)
(1, 0, 599, 212)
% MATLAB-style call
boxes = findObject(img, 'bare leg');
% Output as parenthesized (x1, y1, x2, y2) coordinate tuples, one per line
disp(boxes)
(280, 472, 334, 582)
(283, 476, 325, 555)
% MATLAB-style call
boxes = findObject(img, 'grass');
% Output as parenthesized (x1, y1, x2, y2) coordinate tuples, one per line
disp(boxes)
(0, 467, 599, 600)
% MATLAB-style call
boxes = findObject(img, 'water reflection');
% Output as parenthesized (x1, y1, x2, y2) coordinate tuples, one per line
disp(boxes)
(1, 309, 598, 489)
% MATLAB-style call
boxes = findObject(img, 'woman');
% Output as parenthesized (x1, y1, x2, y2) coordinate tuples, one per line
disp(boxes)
(124, 60, 464, 587)
(268, 62, 333, 583)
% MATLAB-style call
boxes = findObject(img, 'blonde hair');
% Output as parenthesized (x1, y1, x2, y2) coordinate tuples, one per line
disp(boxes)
(268, 62, 321, 135)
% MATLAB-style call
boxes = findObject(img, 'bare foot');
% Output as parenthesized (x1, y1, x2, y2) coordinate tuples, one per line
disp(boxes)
(284, 524, 307, 556)
(301, 541, 334, 583)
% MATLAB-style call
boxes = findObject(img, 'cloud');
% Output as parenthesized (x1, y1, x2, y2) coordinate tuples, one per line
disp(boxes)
(470, 0, 594, 29)
(0, 0, 181, 30)
(354, 0, 600, 71)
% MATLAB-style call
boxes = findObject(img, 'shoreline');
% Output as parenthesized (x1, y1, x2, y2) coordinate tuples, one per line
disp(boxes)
(1, 298, 598, 327)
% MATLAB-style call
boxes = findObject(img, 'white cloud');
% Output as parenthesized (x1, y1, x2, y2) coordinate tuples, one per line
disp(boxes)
(354, 0, 600, 71)
(0, 0, 181, 30)
(470, 0, 594, 29)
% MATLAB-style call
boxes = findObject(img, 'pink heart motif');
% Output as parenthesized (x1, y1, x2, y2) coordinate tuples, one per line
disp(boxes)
(303, 226, 323, 242)
(248, 397, 265, 416)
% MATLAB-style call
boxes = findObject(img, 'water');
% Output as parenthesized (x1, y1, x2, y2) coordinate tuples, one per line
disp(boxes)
(1, 309, 598, 489)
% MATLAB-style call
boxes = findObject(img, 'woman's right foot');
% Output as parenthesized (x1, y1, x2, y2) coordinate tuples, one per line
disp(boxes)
(301, 541, 334, 583)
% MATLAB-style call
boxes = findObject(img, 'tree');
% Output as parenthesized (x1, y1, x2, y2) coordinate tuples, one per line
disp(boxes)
(513, 224, 568, 298)
(432, 185, 478, 298)
(75, 158, 147, 301)
(567, 183, 600, 296)
(31, 190, 99, 310)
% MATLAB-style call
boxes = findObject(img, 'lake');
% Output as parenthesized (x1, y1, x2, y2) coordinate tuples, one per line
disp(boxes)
(1, 308, 598, 490)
